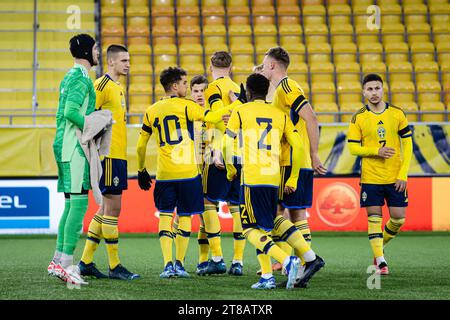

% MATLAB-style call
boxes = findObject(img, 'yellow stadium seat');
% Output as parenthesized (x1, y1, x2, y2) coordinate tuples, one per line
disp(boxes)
(420, 102, 446, 122)
(430, 13, 449, 30)
(280, 33, 303, 46)
(302, 0, 323, 5)
(0, 70, 31, 90)
(381, 23, 405, 46)
(102, 36, 125, 47)
(304, 24, 329, 44)
(310, 62, 334, 83)
(282, 41, 305, 62)
(333, 42, 357, 63)
(151, 0, 173, 16)
(337, 81, 362, 105)
(228, 15, 249, 26)
(1, 32, 34, 51)
(277, 0, 300, 17)
(252, 0, 275, 15)
(307, 42, 331, 63)
(180, 53, 203, 66)
(203, 24, 226, 36)
(355, 25, 380, 46)
(130, 55, 152, 74)
(228, 24, 252, 37)
(38, 12, 95, 31)
(152, 16, 174, 28)
(379, 3, 402, 25)
(429, 3, 450, 15)
(388, 61, 413, 82)
(314, 103, 339, 123)
(232, 62, 254, 74)
(178, 15, 200, 27)
(289, 63, 309, 84)
(407, 23, 431, 45)
(437, 42, 450, 65)
(126, 0, 150, 16)
(336, 62, 360, 83)
(227, 0, 249, 16)
(303, 5, 326, 26)
(330, 24, 354, 45)
(230, 43, 254, 55)
(153, 42, 177, 54)
(179, 43, 203, 55)
(279, 25, 302, 40)
(202, 0, 225, 16)
(441, 62, 450, 84)
(361, 62, 387, 81)
(391, 81, 416, 105)
(278, 15, 300, 27)
(311, 81, 336, 105)
(0, 13, 34, 30)
(415, 61, 439, 82)
(417, 81, 442, 104)
(385, 42, 409, 65)
(0, 52, 32, 69)
(36, 71, 67, 90)
(327, 4, 351, 25)
(177, 0, 199, 16)
(404, 3, 428, 25)
(205, 43, 228, 54)
(101, 16, 125, 36)
(38, 52, 74, 70)
(101, 0, 124, 17)
(411, 42, 435, 64)
(359, 42, 383, 64)
(127, 17, 150, 37)
(400, 102, 419, 122)
(204, 35, 227, 47)
(178, 23, 201, 37)
(254, 24, 277, 36)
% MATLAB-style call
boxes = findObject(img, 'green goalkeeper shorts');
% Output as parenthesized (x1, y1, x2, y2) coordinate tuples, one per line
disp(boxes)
(57, 147, 91, 193)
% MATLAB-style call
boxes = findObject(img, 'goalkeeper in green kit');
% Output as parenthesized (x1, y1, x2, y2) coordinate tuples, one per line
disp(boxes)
(47, 34, 100, 286)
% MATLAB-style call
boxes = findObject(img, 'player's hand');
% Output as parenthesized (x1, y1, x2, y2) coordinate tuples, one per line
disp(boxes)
(226, 165, 237, 181)
(222, 114, 230, 126)
(237, 83, 247, 103)
(137, 168, 152, 190)
(394, 179, 407, 192)
(284, 178, 297, 194)
(212, 150, 225, 170)
(378, 147, 396, 159)
(228, 90, 237, 103)
(312, 154, 327, 175)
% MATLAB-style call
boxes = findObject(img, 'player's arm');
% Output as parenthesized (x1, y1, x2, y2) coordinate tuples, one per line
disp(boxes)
(136, 113, 153, 190)
(221, 110, 240, 181)
(64, 78, 89, 129)
(283, 116, 304, 194)
(287, 87, 327, 175)
(395, 118, 413, 192)
(187, 100, 232, 124)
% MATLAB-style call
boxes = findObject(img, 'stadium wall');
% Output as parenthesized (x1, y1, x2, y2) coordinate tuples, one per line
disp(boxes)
(0, 176, 448, 234)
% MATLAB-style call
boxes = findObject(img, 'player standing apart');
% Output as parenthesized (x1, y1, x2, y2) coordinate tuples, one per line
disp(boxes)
(348, 73, 412, 275)
(47, 34, 99, 285)
(79, 44, 139, 280)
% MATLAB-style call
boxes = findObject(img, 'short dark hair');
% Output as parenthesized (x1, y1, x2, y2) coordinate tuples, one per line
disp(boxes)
(246, 73, 270, 99)
(106, 44, 128, 59)
(211, 51, 232, 68)
(190, 75, 208, 89)
(363, 73, 383, 86)
(265, 46, 290, 69)
(160, 66, 187, 92)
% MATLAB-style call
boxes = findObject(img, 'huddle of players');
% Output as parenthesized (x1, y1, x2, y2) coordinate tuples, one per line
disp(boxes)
(49, 33, 411, 289)
(135, 48, 327, 290)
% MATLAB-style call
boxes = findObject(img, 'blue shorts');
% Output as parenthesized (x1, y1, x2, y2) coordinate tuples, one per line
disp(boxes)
(278, 167, 314, 209)
(360, 183, 408, 207)
(99, 157, 128, 195)
(239, 185, 278, 231)
(203, 158, 241, 205)
(154, 175, 205, 216)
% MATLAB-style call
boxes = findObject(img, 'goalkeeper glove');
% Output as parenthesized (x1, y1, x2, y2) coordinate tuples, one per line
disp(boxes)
(138, 168, 152, 190)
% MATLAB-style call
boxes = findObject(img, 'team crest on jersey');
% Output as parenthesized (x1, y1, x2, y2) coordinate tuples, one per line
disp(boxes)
(362, 191, 367, 202)
(377, 127, 386, 139)
(113, 176, 119, 187)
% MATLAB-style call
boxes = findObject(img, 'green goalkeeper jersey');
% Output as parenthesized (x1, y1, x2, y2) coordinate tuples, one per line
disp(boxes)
(53, 63, 96, 162)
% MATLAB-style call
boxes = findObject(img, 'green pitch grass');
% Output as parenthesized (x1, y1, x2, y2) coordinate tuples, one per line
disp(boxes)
(1, 232, 449, 300)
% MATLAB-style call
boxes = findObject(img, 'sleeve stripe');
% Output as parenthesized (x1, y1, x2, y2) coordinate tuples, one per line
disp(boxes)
(97, 77, 110, 92)
(347, 139, 361, 143)
(398, 126, 411, 136)
(294, 98, 308, 113)
(225, 128, 237, 139)
(204, 110, 210, 116)
(401, 133, 412, 138)
(142, 123, 152, 134)
(208, 93, 222, 106)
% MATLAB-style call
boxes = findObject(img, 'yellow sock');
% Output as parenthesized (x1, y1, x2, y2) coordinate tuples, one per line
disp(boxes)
(102, 215, 120, 269)
(203, 204, 223, 258)
(198, 224, 209, 264)
(230, 206, 246, 262)
(244, 228, 288, 264)
(175, 216, 191, 264)
(81, 214, 103, 264)
(159, 213, 173, 266)
(368, 213, 384, 258)
(274, 216, 312, 258)
(383, 217, 405, 246)
(256, 249, 272, 275)
(294, 220, 311, 264)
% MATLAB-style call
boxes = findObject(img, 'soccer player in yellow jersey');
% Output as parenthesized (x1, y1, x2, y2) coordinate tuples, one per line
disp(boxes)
(136, 67, 232, 278)
(78, 45, 139, 280)
(348, 74, 413, 275)
(262, 47, 326, 285)
(201, 51, 247, 276)
(172, 75, 212, 275)
(223, 73, 323, 289)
